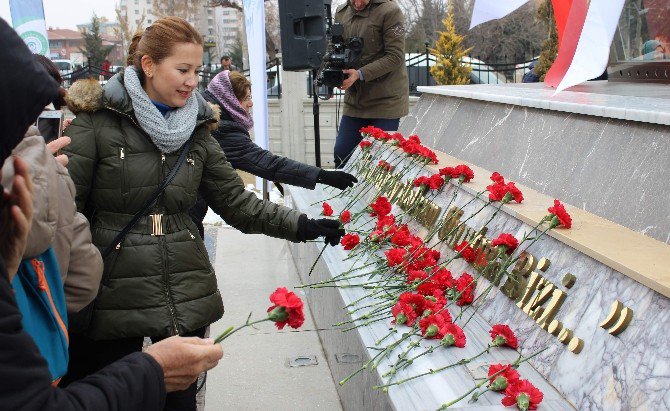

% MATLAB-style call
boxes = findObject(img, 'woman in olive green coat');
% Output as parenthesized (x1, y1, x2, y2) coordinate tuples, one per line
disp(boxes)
(61, 17, 342, 409)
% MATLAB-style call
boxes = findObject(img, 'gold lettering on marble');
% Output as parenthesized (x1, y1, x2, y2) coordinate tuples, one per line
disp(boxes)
(557, 328, 573, 344)
(599, 300, 634, 336)
(548, 320, 563, 336)
(536, 257, 551, 272)
(388, 181, 403, 203)
(567, 337, 584, 354)
(535, 289, 567, 330)
(437, 207, 464, 241)
(516, 271, 543, 310)
(512, 252, 538, 278)
(562, 273, 577, 289)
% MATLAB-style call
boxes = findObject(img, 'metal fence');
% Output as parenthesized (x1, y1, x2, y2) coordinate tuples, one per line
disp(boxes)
(63, 52, 535, 100)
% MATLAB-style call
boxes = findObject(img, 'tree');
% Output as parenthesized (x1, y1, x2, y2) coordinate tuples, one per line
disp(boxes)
(403, 0, 449, 52)
(80, 15, 115, 67)
(533, 0, 558, 80)
(430, 6, 472, 85)
(207, 0, 280, 60)
(152, 0, 200, 21)
(114, 7, 145, 65)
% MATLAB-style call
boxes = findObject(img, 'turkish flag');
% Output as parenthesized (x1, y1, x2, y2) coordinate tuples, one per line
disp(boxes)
(544, 0, 588, 87)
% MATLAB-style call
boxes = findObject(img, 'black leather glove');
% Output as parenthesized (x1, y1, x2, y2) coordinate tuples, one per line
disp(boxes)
(296, 215, 345, 246)
(317, 169, 358, 190)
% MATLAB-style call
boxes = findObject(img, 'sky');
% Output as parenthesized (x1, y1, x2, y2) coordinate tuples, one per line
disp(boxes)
(0, 0, 117, 30)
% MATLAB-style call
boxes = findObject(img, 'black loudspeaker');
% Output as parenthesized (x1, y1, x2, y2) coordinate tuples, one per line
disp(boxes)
(278, 0, 328, 71)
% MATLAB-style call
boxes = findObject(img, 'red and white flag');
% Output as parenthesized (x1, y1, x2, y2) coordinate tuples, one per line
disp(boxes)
(469, 0, 530, 30)
(547, 0, 626, 92)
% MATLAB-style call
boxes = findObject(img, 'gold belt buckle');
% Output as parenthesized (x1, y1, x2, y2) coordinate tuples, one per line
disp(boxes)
(150, 214, 164, 236)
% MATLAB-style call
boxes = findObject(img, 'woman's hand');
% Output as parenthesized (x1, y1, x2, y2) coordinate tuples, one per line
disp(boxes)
(0, 156, 33, 279)
(46, 136, 71, 167)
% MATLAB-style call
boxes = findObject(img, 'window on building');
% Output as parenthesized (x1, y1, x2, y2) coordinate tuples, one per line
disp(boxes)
(148, 19, 152, 24)
(134, 0, 139, 4)
(223, 10, 230, 15)
(135, 9, 139, 14)
(135, 19, 140, 24)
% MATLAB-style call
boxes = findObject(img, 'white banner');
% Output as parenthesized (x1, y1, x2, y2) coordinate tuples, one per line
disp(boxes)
(9, 0, 49, 55)
(555, 0, 625, 93)
(469, 0, 529, 30)
(243, 0, 269, 191)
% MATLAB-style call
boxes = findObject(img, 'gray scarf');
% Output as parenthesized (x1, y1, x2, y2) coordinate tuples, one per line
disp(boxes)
(123, 66, 198, 153)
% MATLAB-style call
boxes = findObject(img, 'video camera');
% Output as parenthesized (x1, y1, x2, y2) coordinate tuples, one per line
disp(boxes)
(318, 23, 364, 88)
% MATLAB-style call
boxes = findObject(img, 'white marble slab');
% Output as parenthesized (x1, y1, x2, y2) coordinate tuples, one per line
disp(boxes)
(417, 82, 670, 126)
(286, 143, 670, 410)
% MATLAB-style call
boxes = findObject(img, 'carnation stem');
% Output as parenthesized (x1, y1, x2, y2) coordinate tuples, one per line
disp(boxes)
(374, 345, 491, 390)
(213, 317, 270, 343)
(308, 243, 328, 277)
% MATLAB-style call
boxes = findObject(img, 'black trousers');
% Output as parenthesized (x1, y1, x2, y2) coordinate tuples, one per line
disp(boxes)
(62, 326, 208, 411)
(334, 115, 400, 168)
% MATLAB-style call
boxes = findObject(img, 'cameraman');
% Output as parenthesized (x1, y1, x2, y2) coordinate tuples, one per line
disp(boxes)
(334, 0, 409, 168)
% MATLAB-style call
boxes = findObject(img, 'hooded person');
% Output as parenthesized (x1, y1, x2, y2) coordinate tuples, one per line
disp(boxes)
(188, 70, 358, 237)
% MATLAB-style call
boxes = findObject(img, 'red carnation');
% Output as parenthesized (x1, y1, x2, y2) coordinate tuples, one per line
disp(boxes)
(455, 241, 476, 263)
(390, 225, 412, 247)
(391, 302, 418, 326)
(267, 287, 305, 330)
(439, 166, 455, 177)
(491, 172, 505, 184)
(488, 364, 520, 391)
(432, 268, 455, 290)
(547, 199, 572, 229)
(359, 140, 372, 150)
(376, 214, 396, 230)
(340, 233, 360, 250)
(429, 174, 445, 190)
(490, 324, 519, 349)
(455, 273, 476, 306)
(501, 379, 544, 410)
(419, 313, 449, 339)
(505, 182, 524, 204)
(321, 202, 333, 216)
(454, 164, 475, 182)
(413, 176, 430, 188)
(407, 269, 428, 284)
(492, 233, 519, 255)
(385, 247, 408, 267)
(340, 210, 351, 224)
(487, 181, 508, 202)
(378, 160, 393, 171)
(440, 323, 466, 348)
(369, 196, 392, 217)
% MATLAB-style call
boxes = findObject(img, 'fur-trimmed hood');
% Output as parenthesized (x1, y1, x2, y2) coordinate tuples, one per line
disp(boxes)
(65, 72, 220, 130)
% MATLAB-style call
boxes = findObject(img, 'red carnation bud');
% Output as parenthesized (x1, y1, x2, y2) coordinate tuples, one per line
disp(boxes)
(321, 202, 333, 216)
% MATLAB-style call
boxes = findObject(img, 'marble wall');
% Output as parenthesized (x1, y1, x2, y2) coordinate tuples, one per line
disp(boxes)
(398, 94, 670, 244)
(286, 143, 670, 410)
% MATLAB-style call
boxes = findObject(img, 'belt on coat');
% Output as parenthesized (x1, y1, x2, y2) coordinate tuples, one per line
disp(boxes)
(93, 210, 195, 237)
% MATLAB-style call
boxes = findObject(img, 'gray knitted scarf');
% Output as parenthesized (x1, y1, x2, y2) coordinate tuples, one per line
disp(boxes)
(123, 66, 198, 153)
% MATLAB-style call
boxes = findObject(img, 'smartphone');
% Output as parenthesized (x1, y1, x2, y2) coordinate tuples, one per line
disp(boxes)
(36, 110, 64, 144)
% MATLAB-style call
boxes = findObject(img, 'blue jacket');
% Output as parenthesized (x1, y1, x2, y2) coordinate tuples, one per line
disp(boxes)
(12, 248, 69, 382)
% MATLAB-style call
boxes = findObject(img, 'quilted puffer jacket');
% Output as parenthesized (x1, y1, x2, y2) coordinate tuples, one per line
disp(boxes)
(64, 74, 302, 340)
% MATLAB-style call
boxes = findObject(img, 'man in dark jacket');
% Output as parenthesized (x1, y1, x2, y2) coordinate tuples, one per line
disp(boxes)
(333, 0, 409, 168)
(0, 17, 222, 410)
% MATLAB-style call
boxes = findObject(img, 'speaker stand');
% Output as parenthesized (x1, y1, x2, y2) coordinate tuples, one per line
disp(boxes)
(312, 68, 322, 168)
